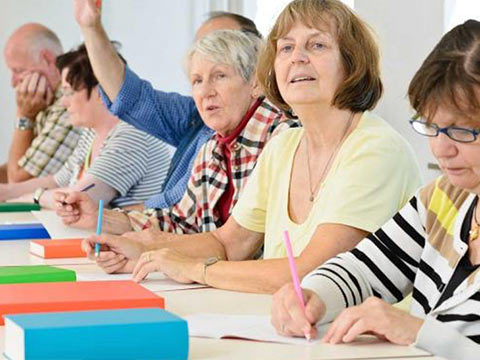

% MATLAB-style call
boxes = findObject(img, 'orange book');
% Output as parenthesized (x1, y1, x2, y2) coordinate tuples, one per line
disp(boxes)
(0, 280, 164, 325)
(30, 239, 86, 258)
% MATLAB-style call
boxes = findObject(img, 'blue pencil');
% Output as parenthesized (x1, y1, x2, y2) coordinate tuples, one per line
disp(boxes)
(94, 200, 104, 257)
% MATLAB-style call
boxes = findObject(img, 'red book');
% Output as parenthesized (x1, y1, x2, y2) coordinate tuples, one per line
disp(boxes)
(30, 239, 85, 259)
(0, 280, 164, 325)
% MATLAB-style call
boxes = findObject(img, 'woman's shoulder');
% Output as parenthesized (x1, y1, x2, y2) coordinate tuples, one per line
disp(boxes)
(103, 122, 155, 151)
(418, 175, 472, 211)
(347, 111, 414, 153)
(264, 127, 304, 152)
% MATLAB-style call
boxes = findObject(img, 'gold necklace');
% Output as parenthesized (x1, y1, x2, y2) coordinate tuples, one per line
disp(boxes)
(469, 201, 480, 242)
(305, 112, 354, 202)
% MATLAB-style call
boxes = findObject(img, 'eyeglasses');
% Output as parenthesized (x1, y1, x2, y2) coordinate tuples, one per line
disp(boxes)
(409, 115, 480, 143)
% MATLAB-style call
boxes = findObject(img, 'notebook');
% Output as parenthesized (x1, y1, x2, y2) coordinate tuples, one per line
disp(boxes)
(0, 223, 50, 241)
(0, 280, 164, 325)
(30, 238, 85, 258)
(31, 210, 92, 239)
(0, 265, 76, 285)
(4, 308, 188, 360)
(186, 313, 330, 345)
(76, 271, 208, 291)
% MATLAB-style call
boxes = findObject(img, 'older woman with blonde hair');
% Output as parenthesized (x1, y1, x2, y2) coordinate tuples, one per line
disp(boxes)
(82, 0, 421, 294)
(272, 19, 480, 360)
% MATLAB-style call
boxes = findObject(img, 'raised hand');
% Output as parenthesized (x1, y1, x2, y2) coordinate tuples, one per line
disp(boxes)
(74, 0, 101, 29)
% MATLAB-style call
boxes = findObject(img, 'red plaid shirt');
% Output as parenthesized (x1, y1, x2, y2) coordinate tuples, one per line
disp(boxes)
(127, 99, 299, 233)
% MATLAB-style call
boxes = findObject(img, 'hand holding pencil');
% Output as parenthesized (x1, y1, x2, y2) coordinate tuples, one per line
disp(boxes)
(270, 230, 325, 340)
(53, 186, 98, 230)
(271, 282, 325, 340)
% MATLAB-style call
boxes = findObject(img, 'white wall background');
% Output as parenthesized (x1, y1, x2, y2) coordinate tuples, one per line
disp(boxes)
(355, 0, 445, 184)
(0, 0, 478, 183)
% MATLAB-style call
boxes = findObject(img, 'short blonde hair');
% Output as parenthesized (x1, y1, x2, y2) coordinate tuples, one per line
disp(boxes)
(257, 0, 383, 113)
(187, 29, 263, 82)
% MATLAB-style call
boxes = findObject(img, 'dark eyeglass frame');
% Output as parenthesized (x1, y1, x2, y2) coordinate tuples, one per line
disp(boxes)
(409, 115, 480, 143)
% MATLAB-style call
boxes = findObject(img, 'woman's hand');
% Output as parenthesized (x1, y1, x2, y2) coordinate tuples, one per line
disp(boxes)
(271, 282, 325, 339)
(323, 297, 423, 345)
(82, 234, 147, 274)
(74, 0, 101, 29)
(132, 248, 203, 284)
(54, 191, 98, 229)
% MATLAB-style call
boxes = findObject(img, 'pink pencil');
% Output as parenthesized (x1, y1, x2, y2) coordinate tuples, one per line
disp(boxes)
(283, 230, 305, 311)
(283, 230, 311, 340)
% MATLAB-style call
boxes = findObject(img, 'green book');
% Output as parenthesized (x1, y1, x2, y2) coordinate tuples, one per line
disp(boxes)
(0, 265, 76, 284)
(0, 202, 41, 212)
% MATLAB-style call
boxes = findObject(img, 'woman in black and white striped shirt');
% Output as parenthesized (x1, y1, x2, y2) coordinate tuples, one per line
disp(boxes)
(271, 20, 480, 360)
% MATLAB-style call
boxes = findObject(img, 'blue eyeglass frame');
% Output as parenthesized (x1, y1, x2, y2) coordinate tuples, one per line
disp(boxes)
(409, 115, 480, 143)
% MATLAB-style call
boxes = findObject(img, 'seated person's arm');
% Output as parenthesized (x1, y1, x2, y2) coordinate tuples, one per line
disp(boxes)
(0, 175, 56, 202)
(7, 129, 34, 183)
(9, 72, 55, 183)
(0, 163, 8, 183)
(40, 174, 117, 210)
(192, 223, 367, 294)
(54, 190, 134, 235)
(140, 216, 263, 261)
(75, 0, 124, 102)
(82, 216, 264, 277)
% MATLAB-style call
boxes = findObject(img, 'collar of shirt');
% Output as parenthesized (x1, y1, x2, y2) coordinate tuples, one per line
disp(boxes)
(216, 97, 263, 148)
(211, 97, 280, 161)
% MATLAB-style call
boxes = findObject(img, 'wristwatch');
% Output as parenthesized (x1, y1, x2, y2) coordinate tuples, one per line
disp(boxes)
(15, 116, 35, 130)
(202, 256, 219, 284)
(33, 188, 46, 205)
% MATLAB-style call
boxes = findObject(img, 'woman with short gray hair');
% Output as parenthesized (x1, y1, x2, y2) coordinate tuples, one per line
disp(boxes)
(187, 29, 261, 83)
(57, 29, 299, 239)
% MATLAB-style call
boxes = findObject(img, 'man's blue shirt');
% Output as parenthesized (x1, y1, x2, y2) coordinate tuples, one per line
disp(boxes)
(99, 66, 213, 209)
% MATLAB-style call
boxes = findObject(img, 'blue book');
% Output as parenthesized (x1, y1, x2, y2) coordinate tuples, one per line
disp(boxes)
(4, 308, 189, 360)
(0, 223, 50, 241)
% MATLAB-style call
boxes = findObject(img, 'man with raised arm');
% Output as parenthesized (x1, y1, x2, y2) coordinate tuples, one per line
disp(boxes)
(72, 0, 262, 211)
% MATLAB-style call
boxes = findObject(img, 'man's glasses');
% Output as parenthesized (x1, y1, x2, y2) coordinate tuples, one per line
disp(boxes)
(409, 115, 480, 143)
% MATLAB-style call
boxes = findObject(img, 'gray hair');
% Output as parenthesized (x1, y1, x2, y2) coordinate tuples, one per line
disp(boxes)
(29, 30, 63, 61)
(187, 29, 263, 82)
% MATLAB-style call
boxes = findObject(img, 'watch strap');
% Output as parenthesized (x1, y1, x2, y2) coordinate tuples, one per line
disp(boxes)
(15, 116, 35, 130)
(33, 188, 46, 204)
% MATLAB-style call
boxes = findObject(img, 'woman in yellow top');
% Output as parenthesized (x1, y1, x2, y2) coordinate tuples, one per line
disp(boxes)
(82, 0, 421, 293)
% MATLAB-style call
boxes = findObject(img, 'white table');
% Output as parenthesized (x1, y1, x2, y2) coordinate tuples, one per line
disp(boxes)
(0, 211, 38, 225)
(0, 212, 441, 360)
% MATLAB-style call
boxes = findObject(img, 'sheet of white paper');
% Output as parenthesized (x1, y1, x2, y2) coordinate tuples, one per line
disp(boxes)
(76, 271, 208, 292)
(186, 313, 329, 345)
(32, 211, 93, 239)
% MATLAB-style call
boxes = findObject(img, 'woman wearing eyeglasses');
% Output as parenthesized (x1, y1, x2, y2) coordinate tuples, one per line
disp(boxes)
(271, 20, 480, 360)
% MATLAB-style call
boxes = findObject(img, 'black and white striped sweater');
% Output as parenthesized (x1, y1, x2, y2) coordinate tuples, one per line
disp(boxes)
(302, 176, 480, 360)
